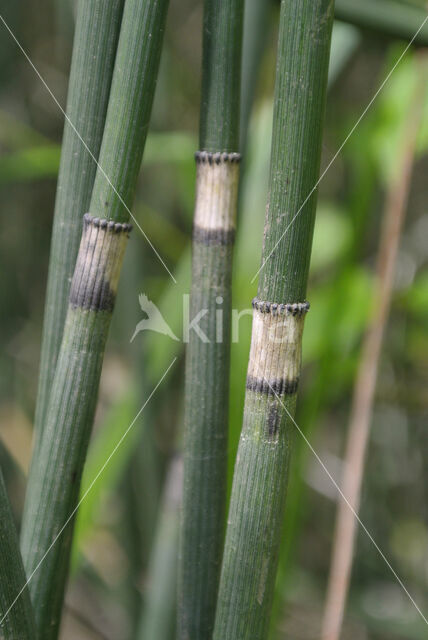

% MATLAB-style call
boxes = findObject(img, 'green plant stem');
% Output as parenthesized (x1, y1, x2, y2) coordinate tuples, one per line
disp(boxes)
(138, 456, 182, 640)
(20, 1, 169, 637)
(335, 0, 428, 46)
(240, 0, 273, 152)
(34, 0, 124, 448)
(199, 0, 244, 153)
(178, 1, 243, 638)
(213, 2, 334, 639)
(0, 469, 36, 640)
(89, 0, 169, 222)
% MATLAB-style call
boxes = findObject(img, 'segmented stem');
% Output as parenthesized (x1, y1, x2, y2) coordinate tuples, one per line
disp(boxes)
(0, 469, 36, 640)
(137, 457, 182, 640)
(21, 218, 131, 638)
(178, 0, 244, 636)
(21, 0, 169, 635)
(213, 2, 335, 638)
(34, 0, 124, 447)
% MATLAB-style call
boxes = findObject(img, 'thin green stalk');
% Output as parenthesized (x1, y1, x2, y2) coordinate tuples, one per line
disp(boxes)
(137, 456, 182, 640)
(0, 469, 36, 639)
(20, 0, 169, 637)
(213, 2, 334, 639)
(34, 0, 124, 447)
(199, 0, 244, 153)
(335, 0, 428, 46)
(240, 0, 272, 152)
(178, 0, 244, 638)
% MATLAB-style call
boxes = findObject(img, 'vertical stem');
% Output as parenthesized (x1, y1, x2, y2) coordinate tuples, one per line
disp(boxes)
(34, 0, 124, 446)
(137, 457, 182, 640)
(178, 0, 244, 637)
(199, 0, 244, 153)
(20, 0, 170, 636)
(240, 0, 272, 153)
(0, 469, 36, 639)
(321, 62, 426, 640)
(213, 2, 334, 639)
(22, 218, 132, 640)
(89, 0, 169, 222)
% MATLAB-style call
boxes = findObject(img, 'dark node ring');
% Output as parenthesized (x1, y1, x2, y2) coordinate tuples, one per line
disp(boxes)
(195, 150, 242, 165)
(252, 297, 310, 316)
(193, 225, 236, 246)
(246, 375, 299, 396)
(83, 213, 133, 234)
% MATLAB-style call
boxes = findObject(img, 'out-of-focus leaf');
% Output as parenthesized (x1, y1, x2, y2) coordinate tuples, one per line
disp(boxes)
(310, 202, 352, 273)
(143, 248, 190, 383)
(0, 145, 60, 183)
(303, 266, 374, 363)
(329, 21, 360, 85)
(0, 110, 50, 148)
(371, 51, 428, 182)
(143, 131, 197, 165)
(400, 271, 428, 317)
(0, 130, 196, 184)
(71, 388, 137, 570)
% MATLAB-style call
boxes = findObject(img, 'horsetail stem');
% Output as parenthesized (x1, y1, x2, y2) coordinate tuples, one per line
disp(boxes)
(0, 470, 36, 640)
(213, 2, 334, 639)
(89, 0, 169, 222)
(33, 0, 125, 447)
(21, 217, 132, 639)
(20, 0, 169, 636)
(137, 456, 182, 640)
(178, 0, 244, 637)
(199, 0, 244, 153)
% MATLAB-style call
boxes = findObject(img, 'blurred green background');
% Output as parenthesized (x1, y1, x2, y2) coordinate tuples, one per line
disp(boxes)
(0, 0, 427, 638)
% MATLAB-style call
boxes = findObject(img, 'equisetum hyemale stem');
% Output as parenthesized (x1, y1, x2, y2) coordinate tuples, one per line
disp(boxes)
(137, 456, 183, 640)
(246, 299, 310, 400)
(213, 1, 334, 638)
(0, 470, 36, 640)
(34, 0, 124, 448)
(21, 216, 131, 638)
(21, 0, 169, 635)
(179, 151, 240, 637)
(178, 0, 244, 636)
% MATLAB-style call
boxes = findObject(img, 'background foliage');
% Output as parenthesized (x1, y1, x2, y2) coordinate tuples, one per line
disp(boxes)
(0, 0, 427, 638)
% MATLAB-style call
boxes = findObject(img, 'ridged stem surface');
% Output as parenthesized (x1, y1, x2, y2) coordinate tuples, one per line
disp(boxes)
(137, 457, 182, 640)
(199, 0, 244, 152)
(21, 0, 169, 634)
(178, 0, 243, 637)
(21, 217, 131, 639)
(213, 2, 334, 638)
(179, 153, 240, 639)
(89, 0, 170, 222)
(34, 0, 124, 446)
(0, 470, 36, 640)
